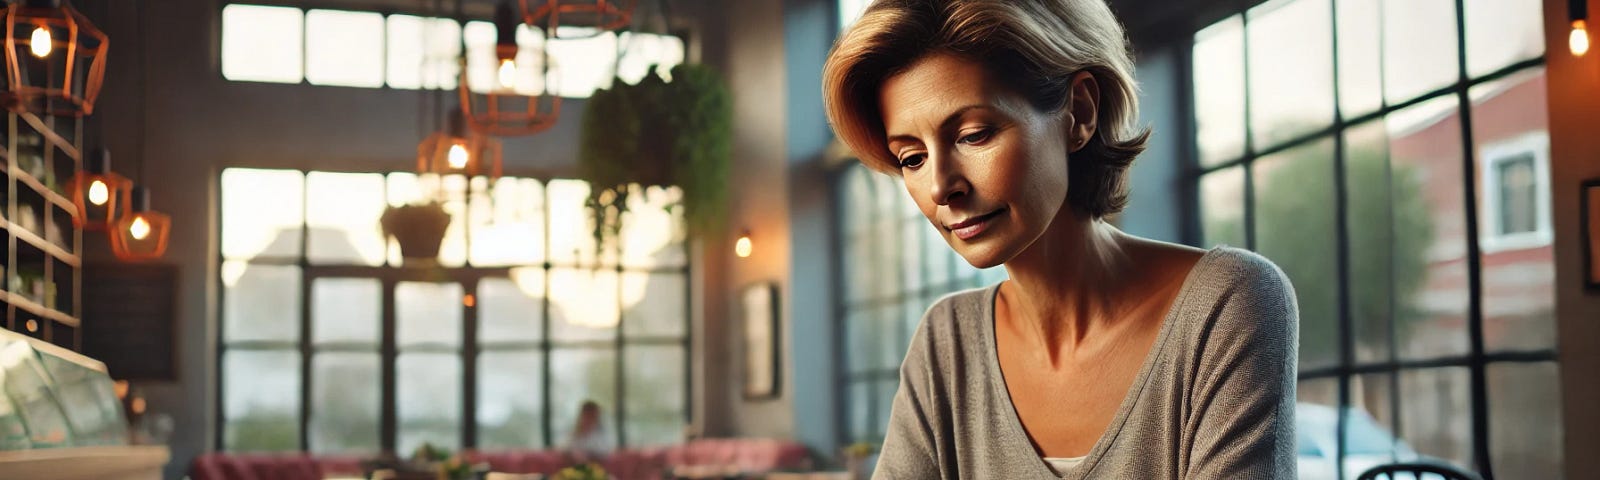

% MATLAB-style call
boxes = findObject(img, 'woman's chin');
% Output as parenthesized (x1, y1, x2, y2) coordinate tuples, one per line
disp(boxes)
(952, 240, 1013, 270)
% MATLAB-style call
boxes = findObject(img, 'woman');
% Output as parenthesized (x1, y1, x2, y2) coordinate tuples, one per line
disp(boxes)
(822, 1, 1299, 478)
(565, 400, 613, 462)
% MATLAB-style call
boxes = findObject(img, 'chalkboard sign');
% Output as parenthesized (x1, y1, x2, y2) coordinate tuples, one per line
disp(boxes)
(80, 264, 177, 381)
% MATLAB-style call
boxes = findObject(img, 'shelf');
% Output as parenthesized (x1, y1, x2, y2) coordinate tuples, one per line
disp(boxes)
(0, 289, 80, 327)
(0, 216, 80, 268)
(11, 165, 76, 217)
(17, 111, 79, 162)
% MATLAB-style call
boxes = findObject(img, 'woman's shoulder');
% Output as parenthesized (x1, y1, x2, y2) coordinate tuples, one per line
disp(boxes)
(1180, 245, 1299, 335)
(917, 285, 994, 334)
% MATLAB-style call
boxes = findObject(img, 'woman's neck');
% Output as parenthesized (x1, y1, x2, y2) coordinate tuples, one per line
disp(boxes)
(998, 207, 1136, 361)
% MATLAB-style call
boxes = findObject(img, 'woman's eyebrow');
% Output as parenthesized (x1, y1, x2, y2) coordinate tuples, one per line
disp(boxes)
(885, 104, 993, 144)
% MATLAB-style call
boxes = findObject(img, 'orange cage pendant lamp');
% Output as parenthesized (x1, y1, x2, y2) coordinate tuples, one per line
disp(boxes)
(110, 186, 169, 260)
(72, 147, 129, 230)
(2, 0, 107, 116)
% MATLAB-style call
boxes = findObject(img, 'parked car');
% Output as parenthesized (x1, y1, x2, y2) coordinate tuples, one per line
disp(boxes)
(1295, 402, 1464, 480)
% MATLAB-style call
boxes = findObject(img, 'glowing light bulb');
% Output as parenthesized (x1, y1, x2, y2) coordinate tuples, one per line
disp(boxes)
(447, 143, 469, 169)
(498, 59, 518, 89)
(1572, 20, 1590, 57)
(29, 26, 50, 58)
(130, 216, 151, 240)
(735, 235, 752, 258)
(88, 180, 109, 205)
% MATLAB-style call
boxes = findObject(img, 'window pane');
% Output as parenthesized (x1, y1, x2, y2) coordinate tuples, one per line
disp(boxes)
(1397, 367, 1472, 470)
(1199, 167, 1246, 249)
(624, 346, 685, 446)
(307, 172, 386, 266)
(616, 33, 686, 85)
(1344, 120, 1396, 365)
(899, 214, 926, 293)
(1349, 373, 1402, 460)
(388, 16, 461, 90)
(1465, 0, 1544, 78)
(223, 169, 305, 260)
(223, 350, 300, 452)
(223, 262, 301, 343)
(844, 232, 874, 304)
(310, 353, 379, 453)
(547, 180, 603, 265)
(222, 5, 303, 83)
(1252, 138, 1338, 369)
(848, 381, 871, 441)
(873, 305, 901, 371)
(397, 282, 464, 348)
(845, 309, 873, 375)
(839, 0, 871, 30)
(312, 278, 380, 344)
(398, 352, 462, 453)
(1489, 362, 1563, 478)
(1295, 379, 1338, 473)
(305, 10, 385, 88)
(621, 272, 686, 338)
(1192, 15, 1246, 166)
(1387, 96, 1469, 360)
(547, 29, 618, 98)
(1382, 0, 1459, 104)
(478, 350, 544, 449)
(479, 276, 544, 344)
(1471, 69, 1556, 351)
(1247, 0, 1334, 147)
(922, 211, 953, 288)
(1336, 0, 1383, 117)
(620, 186, 687, 268)
(548, 268, 620, 341)
(470, 177, 546, 267)
(874, 379, 896, 438)
(549, 348, 616, 445)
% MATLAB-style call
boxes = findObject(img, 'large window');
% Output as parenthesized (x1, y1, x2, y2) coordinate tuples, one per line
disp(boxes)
(218, 169, 690, 454)
(833, 165, 1007, 444)
(1192, 0, 1557, 478)
(220, 4, 685, 97)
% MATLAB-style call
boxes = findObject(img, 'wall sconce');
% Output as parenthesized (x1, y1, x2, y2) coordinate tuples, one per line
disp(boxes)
(72, 147, 129, 230)
(418, 109, 503, 179)
(1572, 0, 1590, 56)
(735, 229, 752, 258)
(110, 186, 170, 260)
(2, 0, 108, 116)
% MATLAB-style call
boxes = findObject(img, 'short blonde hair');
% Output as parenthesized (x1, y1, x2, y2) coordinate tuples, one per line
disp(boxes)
(822, 0, 1150, 218)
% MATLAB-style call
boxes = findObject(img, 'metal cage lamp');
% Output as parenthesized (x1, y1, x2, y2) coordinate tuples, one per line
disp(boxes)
(459, 0, 562, 136)
(72, 147, 129, 230)
(2, 0, 106, 116)
(109, 186, 170, 260)
(418, 108, 504, 179)
(520, 0, 634, 37)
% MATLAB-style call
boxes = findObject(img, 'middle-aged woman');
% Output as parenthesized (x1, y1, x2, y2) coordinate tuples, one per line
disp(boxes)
(822, 0, 1300, 478)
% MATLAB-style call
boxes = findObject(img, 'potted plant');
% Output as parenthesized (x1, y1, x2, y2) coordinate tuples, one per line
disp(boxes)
(381, 202, 452, 265)
(577, 63, 732, 254)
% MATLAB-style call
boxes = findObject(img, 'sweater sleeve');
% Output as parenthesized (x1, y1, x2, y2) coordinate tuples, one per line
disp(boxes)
(872, 303, 947, 480)
(1184, 253, 1300, 479)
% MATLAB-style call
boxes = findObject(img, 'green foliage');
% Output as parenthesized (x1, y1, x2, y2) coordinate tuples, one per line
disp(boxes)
(1211, 139, 1434, 363)
(554, 462, 609, 480)
(578, 63, 732, 254)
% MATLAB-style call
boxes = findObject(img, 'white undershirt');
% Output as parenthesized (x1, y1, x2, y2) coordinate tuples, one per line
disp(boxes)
(1043, 456, 1088, 476)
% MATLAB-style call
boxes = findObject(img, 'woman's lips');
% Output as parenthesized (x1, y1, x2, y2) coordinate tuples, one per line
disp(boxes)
(947, 208, 1004, 240)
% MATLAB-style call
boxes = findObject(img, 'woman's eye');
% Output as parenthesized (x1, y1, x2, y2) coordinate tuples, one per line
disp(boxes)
(959, 129, 993, 145)
(898, 153, 926, 169)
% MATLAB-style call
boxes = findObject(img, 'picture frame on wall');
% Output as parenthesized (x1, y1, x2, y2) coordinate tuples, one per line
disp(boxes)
(1584, 179, 1600, 291)
(742, 282, 780, 399)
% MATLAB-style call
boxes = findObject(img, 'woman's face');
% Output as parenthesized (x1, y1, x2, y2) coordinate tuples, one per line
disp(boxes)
(880, 53, 1090, 268)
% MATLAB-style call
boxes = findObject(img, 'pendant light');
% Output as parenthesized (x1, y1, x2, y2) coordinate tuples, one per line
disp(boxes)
(1572, 0, 1590, 56)
(109, 186, 169, 260)
(520, 0, 634, 38)
(418, 107, 503, 179)
(3, 0, 108, 116)
(459, 0, 561, 136)
(71, 147, 129, 230)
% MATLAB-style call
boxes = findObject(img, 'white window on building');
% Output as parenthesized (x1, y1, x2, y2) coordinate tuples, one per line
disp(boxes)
(1480, 132, 1552, 252)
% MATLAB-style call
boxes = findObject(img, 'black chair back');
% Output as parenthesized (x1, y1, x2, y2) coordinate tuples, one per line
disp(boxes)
(1355, 462, 1484, 480)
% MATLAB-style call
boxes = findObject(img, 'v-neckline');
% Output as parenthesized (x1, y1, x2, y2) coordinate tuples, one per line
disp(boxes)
(981, 247, 1223, 479)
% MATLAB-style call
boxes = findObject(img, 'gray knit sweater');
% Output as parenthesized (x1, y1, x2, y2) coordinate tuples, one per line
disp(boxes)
(873, 247, 1299, 479)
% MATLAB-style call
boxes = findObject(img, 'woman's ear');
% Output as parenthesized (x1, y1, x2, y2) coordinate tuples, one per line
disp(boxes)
(1065, 71, 1099, 153)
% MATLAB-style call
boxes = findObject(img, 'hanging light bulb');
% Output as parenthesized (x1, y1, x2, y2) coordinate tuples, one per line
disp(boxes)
(29, 25, 50, 57)
(1573, 20, 1590, 56)
(498, 59, 518, 89)
(129, 215, 151, 240)
(88, 179, 109, 205)
(735, 230, 753, 258)
(447, 142, 470, 169)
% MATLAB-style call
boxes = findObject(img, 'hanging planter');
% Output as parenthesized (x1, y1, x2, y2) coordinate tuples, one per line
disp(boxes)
(577, 63, 731, 253)
(380, 202, 452, 265)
